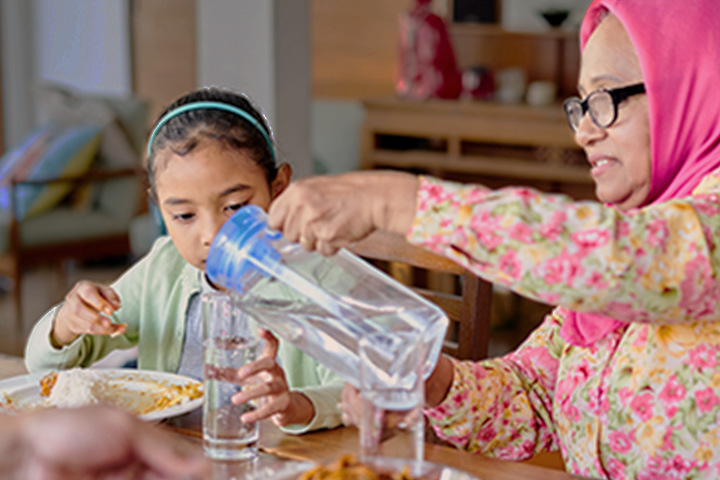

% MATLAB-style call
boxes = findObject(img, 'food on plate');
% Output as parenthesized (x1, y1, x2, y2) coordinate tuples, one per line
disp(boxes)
(297, 455, 431, 480)
(0, 368, 202, 417)
(43, 368, 107, 408)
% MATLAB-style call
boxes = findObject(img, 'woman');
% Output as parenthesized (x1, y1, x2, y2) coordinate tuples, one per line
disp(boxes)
(268, 0, 720, 477)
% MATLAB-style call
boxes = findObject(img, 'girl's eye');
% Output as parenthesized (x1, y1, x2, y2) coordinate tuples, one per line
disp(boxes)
(226, 201, 249, 213)
(172, 212, 195, 222)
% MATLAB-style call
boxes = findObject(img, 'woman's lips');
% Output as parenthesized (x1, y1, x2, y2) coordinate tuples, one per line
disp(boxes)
(589, 155, 617, 178)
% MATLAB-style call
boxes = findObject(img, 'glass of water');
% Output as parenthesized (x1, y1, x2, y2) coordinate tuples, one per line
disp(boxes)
(202, 291, 260, 461)
(359, 331, 426, 463)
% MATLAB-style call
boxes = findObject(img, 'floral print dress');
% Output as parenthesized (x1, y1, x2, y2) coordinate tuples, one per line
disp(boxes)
(411, 174, 720, 479)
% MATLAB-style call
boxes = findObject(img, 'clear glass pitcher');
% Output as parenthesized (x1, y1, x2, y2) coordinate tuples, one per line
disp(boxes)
(206, 205, 449, 388)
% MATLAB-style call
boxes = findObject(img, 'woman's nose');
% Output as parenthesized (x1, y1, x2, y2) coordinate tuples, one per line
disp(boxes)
(574, 114, 606, 147)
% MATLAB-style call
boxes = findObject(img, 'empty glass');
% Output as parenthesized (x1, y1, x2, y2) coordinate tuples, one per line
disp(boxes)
(359, 331, 426, 464)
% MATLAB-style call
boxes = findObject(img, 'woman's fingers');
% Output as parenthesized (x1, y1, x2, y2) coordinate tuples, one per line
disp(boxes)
(268, 171, 419, 255)
(340, 384, 363, 427)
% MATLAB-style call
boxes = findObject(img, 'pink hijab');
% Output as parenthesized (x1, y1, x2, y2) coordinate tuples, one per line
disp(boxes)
(560, 0, 720, 346)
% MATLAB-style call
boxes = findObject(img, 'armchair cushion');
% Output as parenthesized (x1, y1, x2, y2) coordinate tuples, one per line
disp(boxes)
(15, 123, 103, 220)
(0, 123, 103, 221)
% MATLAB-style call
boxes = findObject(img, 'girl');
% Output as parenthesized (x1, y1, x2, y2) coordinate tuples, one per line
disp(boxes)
(25, 88, 343, 433)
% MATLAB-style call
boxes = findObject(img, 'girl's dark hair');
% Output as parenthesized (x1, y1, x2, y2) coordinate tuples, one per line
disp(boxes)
(146, 88, 278, 195)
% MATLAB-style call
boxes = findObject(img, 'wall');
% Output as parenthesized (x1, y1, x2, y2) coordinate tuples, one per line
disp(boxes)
(1, 0, 132, 148)
(0, 0, 35, 149)
(35, 0, 132, 96)
(502, 0, 593, 32)
(197, 0, 312, 178)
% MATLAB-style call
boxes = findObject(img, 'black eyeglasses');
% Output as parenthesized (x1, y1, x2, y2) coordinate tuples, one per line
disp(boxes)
(563, 83, 645, 132)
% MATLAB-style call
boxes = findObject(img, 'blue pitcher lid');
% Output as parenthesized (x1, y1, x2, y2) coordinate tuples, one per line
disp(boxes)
(206, 205, 281, 292)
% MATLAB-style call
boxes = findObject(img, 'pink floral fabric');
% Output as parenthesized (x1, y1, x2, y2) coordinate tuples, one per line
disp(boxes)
(413, 175, 720, 479)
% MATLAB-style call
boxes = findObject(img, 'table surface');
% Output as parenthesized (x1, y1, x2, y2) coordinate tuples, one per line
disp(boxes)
(165, 411, 580, 480)
(0, 355, 578, 479)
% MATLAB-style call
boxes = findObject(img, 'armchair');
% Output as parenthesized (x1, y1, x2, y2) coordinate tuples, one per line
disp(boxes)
(0, 167, 142, 331)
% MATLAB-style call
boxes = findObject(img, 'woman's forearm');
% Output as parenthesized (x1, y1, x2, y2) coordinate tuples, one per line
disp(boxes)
(425, 355, 454, 407)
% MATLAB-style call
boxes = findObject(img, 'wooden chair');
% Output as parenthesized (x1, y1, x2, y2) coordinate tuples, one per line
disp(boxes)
(0, 167, 141, 331)
(348, 230, 493, 361)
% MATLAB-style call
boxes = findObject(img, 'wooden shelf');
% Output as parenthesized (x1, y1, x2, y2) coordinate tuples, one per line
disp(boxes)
(369, 150, 592, 184)
(361, 96, 595, 199)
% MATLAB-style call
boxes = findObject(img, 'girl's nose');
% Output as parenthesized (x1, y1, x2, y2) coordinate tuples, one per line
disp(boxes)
(574, 114, 606, 148)
(202, 215, 225, 247)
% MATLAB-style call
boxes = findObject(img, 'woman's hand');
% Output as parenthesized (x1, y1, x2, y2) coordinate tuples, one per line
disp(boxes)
(338, 355, 455, 427)
(268, 171, 420, 255)
(339, 383, 363, 427)
(232, 329, 315, 427)
(52, 280, 125, 347)
(12, 404, 206, 479)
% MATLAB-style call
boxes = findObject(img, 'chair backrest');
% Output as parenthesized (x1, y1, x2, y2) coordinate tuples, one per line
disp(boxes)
(348, 231, 493, 361)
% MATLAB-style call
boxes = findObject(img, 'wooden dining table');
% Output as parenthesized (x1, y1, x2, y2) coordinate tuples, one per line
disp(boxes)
(0, 354, 579, 479)
(164, 410, 582, 480)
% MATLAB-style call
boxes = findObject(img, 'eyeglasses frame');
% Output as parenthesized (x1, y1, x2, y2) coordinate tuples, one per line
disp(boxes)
(563, 82, 646, 132)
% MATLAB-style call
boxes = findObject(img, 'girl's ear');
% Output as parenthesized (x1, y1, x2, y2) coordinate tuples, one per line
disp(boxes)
(271, 163, 293, 199)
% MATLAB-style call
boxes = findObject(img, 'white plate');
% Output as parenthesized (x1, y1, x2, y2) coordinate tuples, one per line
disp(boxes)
(246, 456, 483, 480)
(0, 368, 203, 421)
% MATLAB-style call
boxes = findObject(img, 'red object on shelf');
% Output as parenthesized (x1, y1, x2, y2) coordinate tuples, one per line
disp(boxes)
(396, 0, 462, 101)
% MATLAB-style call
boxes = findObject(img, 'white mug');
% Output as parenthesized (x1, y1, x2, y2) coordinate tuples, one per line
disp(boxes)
(526, 81, 557, 106)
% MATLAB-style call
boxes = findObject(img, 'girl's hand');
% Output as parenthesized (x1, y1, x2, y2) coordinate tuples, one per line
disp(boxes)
(268, 171, 420, 256)
(232, 329, 315, 427)
(52, 281, 125, 347)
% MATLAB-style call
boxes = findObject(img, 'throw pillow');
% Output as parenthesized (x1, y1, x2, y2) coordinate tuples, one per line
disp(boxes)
(12, 123, 103, 220)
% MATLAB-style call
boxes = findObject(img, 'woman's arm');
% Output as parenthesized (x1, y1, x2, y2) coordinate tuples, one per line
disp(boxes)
(410, 176, 720, 324)
(424, 309, 565, 459)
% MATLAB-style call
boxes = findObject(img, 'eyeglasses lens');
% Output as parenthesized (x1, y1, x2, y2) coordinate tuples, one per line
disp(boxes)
(564, 100, 582, 131)
(588, 91, 614, 128)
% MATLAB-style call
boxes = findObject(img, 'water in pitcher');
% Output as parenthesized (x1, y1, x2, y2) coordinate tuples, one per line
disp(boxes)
(206, 205, 449, 390)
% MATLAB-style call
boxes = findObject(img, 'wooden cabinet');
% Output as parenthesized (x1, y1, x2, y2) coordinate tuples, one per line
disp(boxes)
(361, 96, 595, 200)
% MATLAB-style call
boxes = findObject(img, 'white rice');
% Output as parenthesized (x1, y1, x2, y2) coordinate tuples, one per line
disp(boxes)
(46, 368, 107, 408)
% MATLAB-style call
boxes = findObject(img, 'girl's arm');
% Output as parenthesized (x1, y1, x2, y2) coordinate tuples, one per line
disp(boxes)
(410, 175, 720, 325)
(24, 246, 150, 373)
(424, 309, 565, 459)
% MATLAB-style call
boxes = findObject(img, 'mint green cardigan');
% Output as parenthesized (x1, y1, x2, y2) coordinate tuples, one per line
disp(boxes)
(25, 236, 344, 433)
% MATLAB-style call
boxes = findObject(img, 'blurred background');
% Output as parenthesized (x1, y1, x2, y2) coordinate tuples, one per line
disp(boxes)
(0, 0, 593, 356)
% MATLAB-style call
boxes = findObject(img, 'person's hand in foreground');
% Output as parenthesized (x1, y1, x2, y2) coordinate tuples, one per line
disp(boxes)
(1, 404, 207, 479)
(339, 355, 455, 427)
(52, 280, 126, 347)
(268, 171, 420, 255)
(232, 328, 316, 428)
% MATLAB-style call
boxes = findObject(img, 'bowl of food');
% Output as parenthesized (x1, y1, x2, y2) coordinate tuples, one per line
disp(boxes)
(246, 455, 482, 480)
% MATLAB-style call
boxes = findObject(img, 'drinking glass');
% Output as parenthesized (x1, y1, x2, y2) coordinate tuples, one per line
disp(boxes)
(359, 331, 426, 463)
(202, 291, 259, 460)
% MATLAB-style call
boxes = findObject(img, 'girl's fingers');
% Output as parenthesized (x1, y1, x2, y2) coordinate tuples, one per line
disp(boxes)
(231, 381, 275, 406)
(238, 396, 284, 423)
(237, 357, 279, 381)
(97, 284, 122, 310)
(74, 284, 119, 316)
(258, 329, 279, 358)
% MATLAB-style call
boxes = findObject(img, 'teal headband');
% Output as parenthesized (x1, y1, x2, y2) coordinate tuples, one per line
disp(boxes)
(146, 101, 276, 161)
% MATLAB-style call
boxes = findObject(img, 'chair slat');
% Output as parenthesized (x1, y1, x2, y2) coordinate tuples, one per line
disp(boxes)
(349, 230, 493, 361)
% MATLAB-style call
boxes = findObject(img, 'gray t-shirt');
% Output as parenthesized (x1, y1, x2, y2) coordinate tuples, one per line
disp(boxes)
(176, 274, 217, 381)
